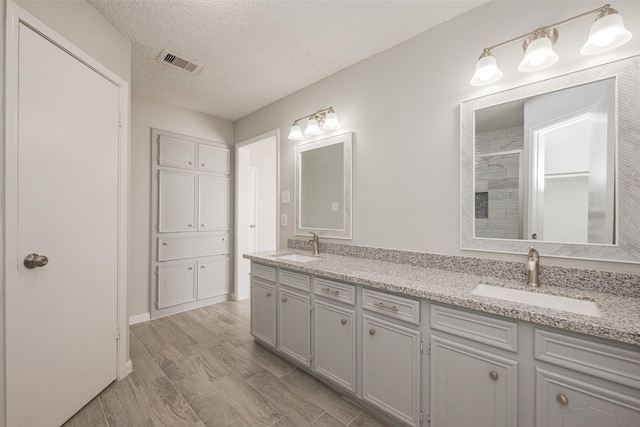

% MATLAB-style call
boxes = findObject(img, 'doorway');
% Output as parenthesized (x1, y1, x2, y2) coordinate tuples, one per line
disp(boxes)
(235, 131, 279, 300)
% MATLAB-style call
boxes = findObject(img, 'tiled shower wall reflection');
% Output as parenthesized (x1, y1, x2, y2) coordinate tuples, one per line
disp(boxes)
(475, 126, 523, 239)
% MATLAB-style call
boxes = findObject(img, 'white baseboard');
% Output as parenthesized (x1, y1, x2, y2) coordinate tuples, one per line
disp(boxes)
(119, 359, 133, 380)
(129, 312, 150, 325)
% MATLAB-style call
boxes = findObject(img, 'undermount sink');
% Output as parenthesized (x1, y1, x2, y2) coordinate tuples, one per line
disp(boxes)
(271, 254, 320, 263)
(471, 284, 600, 317)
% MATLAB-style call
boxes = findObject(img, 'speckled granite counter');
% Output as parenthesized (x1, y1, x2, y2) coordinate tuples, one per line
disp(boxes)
(244, 250, 640, 347)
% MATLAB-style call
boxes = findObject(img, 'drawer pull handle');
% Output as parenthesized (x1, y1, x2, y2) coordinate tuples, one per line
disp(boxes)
(556, 394, 569, 405)
(369, 328, 376, 336)
(188, 161, 193, 165)
(266, 292, 272, 297)
(162, 242, 168, 246)
(489, 371, 499, 381)
(201, 163, 206, 167)
(282, 297, 287, 303)
(188, 224, 194, 227)
(374, 302, 399, 312)
(201, 265, 206, 269)
(321, 287, 340, 296)
(341, 319, 347, 325)
(187, 267, 193, 270)
(201, 224, 206, 227)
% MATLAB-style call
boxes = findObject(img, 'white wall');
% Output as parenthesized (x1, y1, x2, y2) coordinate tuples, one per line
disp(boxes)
(130, 96, 233, 317)
(233, 1, 640, 275)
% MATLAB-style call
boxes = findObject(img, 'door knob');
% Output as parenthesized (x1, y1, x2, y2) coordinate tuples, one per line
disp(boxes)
(24, 253, 49, 269)
(249, 224, 256, 228)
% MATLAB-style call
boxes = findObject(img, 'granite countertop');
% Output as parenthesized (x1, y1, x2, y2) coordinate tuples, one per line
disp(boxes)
(244, 249, 640, 347)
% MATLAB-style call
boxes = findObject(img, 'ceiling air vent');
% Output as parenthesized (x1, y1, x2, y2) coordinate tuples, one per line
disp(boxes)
(157, 49, 203, 75)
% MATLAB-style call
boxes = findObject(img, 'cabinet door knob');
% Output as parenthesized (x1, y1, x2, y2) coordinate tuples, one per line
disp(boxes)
(188, 224, 194, 227)
(556, 394, 569, 405)
(188, 161, 193, 165)
(489, 371, 499, 381)
(187, 266, 193, 270)
(201, 265, 206, 269)
(201, 224, 206, 227)
(341, 319, 347, 325)
(282, 297, 287, 303)
(201, 163, 206, 167)
(369, 328, 376, 336)
(222, 237, 226, 241)
(265, 292, 271, 297)
(162, 242, 168, 246)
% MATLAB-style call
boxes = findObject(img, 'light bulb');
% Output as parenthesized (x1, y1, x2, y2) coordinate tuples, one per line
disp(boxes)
(581, 10, 632, 55)
(288, 124, 304, 140)
(470, 52, 503, 86)
(305, 117, 321, 135)
(323, 111, 341, 129)
(519, 35, 558, 72)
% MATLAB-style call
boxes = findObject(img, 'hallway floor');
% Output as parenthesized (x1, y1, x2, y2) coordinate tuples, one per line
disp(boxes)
(63, 300, 391, 426)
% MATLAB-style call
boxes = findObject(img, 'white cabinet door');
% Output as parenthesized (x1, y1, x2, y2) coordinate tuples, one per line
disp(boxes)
(536, 369, 640, 427)
(430, 335, 518, 427)
(199, 175, 229, 231)
(159, 170, 197, 232)
(158, 135, 197, 170)
(251, 280, 276, 348)
(199, 144, 230, 174)
(157, 262, 197, 309)
(314, 300, 356, 393)
(197, 256, 229, 300)
(279, 287, 311, 367)
(362, 315, 421, 426)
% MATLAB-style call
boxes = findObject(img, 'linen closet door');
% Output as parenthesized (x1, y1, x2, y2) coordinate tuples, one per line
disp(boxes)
(7, 23, 120, 426)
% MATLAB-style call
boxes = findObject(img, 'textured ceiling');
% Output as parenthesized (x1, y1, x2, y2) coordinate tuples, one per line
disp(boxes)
(88, 1, 485, 121)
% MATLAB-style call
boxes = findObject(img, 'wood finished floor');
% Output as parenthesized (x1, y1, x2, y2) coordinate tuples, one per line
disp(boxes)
(64, 300, 391, 427)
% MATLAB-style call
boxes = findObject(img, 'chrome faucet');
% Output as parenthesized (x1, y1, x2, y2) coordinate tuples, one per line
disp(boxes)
(305, 232, 320, 256)
(527, 247, 540, 287)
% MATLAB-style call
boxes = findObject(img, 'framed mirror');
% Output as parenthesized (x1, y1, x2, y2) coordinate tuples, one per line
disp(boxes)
(461, 55, 640, 263)
(295, 132, 352, 239)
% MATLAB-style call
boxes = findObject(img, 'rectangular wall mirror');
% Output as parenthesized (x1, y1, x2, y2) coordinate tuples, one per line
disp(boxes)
(295, 132, 352, 239)
(461, 55, 640, 263)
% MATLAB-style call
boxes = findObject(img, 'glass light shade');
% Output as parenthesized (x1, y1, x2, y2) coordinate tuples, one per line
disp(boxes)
(581, 13, 633, 55)
(518, 36, 558, 72)
(470, 54, 503, 86)
(288, 124, 304, 140)
(323, 112, 341, 129)
(304, 118, 321, 135)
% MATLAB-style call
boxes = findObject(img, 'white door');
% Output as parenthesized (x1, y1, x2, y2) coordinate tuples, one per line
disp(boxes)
(7, 23, 121, 426)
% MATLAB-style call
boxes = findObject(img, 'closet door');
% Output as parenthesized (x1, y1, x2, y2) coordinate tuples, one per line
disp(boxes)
(159, 170, 197, 232)
(199, 175, 229, 231)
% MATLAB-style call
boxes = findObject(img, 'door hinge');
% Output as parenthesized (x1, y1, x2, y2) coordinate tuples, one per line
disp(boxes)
(116, 326, 122, 340)
(419, 410, 423, 423)
(420, 340, 424, 354)
(118, 114, 122, 128)
(427, 413, 431, 426)
(428, 343, 431, 356)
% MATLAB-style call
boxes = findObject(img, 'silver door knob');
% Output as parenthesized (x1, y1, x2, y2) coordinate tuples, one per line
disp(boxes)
(282, 298, 287, 302)
(201, 163, 206, 167)
(556, 394, 569, 405)
(341, 319, 347, 325)
(24, 253, 49, 269)
(369, 329, 376, 335)
(489, 371, 499, 380)
(249, 224, 256, 228)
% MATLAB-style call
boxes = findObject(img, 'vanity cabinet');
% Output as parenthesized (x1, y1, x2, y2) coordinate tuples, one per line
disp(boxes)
(250, 275, 277, 348)
(313, 278, 357, 393)
(534, 328, 640, 427)
(362, 289, 422, 427)
(430, 335, 518, 427)
(278, 286, 311, 366)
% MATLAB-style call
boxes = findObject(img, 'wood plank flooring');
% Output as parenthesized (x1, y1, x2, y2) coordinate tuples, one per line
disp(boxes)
(64, 300, 392, 427)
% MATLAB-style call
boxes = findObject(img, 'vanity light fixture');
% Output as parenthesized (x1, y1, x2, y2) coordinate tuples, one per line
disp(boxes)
(470, 3, 633, 86)
(288, 107, 341, 140)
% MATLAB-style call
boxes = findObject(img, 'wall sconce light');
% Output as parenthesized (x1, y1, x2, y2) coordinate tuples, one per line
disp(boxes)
(288, 107, 341, 140)
(470, 3, 633, 86)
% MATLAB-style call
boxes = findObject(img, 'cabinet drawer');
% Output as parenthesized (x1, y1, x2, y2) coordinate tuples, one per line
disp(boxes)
(314, 278, 356, 306)
(431, 304, 518, 352)
(158, 234, 228, 261)
(252, 263, 276, 282)
(362, 288, 420, 325)
(279, 269, 310, 292)
(534, 329, 640, 389)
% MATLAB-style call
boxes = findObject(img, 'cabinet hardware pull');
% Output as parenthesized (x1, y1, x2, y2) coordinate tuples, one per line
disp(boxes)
(201, 224, 206, 227)
(282, 298, 287, 303)
(222, 237, 226, 241)
(188, 161, 193, 165)
(162, 242, 168, 246)
(201, 265, 206, 269)
(341, 319, 347, 325)
(374, 302, 399, 312)
(369, 329, 376, 335)
(556, 394, 569, 405)
(187, 267, 193, 270)
(489, 371, 499, 380)
(188, 224, 194, 227)
(266, 292, 272, 297)
(201, 163, 206, 167)
(321, 287, 340, 296)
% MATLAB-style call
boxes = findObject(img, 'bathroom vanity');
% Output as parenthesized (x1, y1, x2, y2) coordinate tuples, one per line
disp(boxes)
(245, 251, 640, 427)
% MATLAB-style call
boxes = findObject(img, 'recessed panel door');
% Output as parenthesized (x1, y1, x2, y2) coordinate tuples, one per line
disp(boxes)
(197, 256, 229, 299)
(159, 170, 197, 232)
(199, 144, 230, 174)
(199, 175, 229, 231)
(8, 23, 119, 426)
